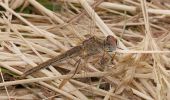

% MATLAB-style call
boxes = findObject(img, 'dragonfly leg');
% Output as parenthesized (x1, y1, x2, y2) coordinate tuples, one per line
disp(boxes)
(58, 58, 82, 89)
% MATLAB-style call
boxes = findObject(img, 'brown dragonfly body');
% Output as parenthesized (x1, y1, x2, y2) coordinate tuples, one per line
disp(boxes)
(21, 35, 117, 78)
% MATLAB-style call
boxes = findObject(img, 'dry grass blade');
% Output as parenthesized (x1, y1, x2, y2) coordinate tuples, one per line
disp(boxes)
(0, 72, 108, 86)
(59, 0, 104, 28)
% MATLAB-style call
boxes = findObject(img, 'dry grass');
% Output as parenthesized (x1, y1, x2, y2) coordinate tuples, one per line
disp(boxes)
(0, 0, 170, 100)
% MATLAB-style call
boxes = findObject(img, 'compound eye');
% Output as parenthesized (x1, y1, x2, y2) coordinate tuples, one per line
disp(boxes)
(105, 35, 117, 52)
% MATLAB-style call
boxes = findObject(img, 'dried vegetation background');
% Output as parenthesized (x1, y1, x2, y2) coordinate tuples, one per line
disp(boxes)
(0, 0, 170, 100)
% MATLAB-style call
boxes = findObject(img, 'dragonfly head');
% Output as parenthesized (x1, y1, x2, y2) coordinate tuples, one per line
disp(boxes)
(104, 35, 117, 52)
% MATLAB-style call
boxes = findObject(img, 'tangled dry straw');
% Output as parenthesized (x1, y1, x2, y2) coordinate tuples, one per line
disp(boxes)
(0, 0, 170, 100)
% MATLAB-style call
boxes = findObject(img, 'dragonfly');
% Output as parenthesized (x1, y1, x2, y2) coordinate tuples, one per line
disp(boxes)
(20, 35, 117, 88)
(21, 35, 117, 77)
